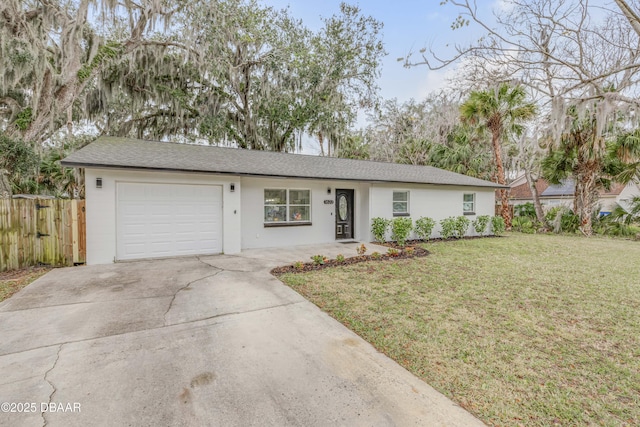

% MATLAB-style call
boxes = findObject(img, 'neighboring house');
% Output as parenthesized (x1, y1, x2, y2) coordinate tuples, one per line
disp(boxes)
(509, 177, 640, 214)
(61, 137, 504, 265)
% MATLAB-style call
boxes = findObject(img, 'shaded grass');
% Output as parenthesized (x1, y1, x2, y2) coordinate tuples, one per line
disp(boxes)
(0, 267, 50, 302)
(280, 233, 640, 426)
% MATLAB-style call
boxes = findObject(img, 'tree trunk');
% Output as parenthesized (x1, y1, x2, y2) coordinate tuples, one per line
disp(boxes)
(524, 169, 547, 228)
(614, 0, 640, 37)
(575, 173, 596, 236)
(318, 132, 325, 156)
(491, 126, 512, 228)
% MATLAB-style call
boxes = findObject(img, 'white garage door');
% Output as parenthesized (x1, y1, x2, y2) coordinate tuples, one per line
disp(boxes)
(117, 182, 223, 260)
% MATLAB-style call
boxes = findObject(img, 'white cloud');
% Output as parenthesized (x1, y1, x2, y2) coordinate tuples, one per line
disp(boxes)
(492, 0, 515, 13)
(418, 67, 459, 97)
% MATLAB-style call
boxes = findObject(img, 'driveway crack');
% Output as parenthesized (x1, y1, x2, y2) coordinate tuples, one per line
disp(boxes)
(163, 259, 222, 325)
(41, 344, 63, 427)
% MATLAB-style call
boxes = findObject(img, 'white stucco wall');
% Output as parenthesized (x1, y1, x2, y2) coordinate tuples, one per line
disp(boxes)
(368, 183, 496, 239)
(240, 177, 370, 249)
(84, 168, 498, 263)
(616, 182, 640, 211)
(84, 168, 241, 265)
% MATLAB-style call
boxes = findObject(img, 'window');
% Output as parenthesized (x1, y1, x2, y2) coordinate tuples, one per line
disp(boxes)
(463, 193, 475, 215)
(264, 189, 311, 225)
(393, 191, 409, 216)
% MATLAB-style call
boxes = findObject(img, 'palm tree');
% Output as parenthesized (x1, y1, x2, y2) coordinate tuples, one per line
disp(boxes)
(428, 125, 493, 181)
(542, 115, 640, 236)
(460, 83, 537, 228)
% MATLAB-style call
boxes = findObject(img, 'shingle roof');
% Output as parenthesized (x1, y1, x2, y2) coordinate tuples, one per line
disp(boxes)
(541, 180, 575, 197)
(540, 179, 626, 197)
(61, 137, 505, 188)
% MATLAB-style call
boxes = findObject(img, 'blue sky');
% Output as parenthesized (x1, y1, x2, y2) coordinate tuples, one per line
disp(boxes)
(260, 0, 500, 103)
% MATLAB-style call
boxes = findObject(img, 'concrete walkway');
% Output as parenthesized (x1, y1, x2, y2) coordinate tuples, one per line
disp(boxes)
(0, 243, 484, 426)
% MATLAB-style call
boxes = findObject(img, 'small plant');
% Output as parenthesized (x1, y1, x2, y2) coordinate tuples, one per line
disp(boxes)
(545, 207, 579, 233)
(414, 216, 436, 240)
(310, 254, 327, 265)
(404, 247, 415, 256)
(336, 254, 345, 263)
(454, 216, 471, 238)
(440, 217, 457, 239)
(371, 251, 382, 259)
(387, 247, 400, 257)
(356, 244, 367, 255)
(293, 261, 305, 270)
(391, 217, 413, 247)
(371, 217, 391, 243)
(512, 216, 535, 234)
(514, 202, 537, 220)
(491, 216, 506, 235)
(472, 215, 491, 236)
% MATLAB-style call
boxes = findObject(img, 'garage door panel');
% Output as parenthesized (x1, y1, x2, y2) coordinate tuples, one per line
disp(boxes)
(117, 183, 223, 260)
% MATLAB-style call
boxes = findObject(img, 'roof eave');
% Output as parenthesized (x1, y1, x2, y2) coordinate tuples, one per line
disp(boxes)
(61, 161, 507, 189)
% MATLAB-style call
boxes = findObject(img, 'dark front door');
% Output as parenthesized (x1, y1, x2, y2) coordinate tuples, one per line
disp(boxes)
(335, 189, 354, 239)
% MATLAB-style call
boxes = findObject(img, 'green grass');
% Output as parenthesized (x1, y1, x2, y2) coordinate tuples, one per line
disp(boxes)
(0, 267, 50, 302)
(280, 233, 640, 426)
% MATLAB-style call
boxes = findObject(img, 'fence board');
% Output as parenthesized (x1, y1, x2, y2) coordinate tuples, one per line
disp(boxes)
(0, 199, 86, 272)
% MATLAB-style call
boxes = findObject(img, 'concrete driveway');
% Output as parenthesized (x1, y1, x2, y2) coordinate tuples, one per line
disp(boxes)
(0, 243, 484, 427)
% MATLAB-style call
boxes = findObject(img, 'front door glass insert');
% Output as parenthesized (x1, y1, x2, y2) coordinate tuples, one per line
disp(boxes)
(338, 195, 348, 221)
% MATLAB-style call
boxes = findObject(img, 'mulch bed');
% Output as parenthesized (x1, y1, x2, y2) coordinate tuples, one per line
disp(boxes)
(271, 245, 430, 275)
(270, 235, 503, 275)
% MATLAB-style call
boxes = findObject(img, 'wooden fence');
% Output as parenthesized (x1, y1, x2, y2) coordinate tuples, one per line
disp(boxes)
(0, 199, 86, 272)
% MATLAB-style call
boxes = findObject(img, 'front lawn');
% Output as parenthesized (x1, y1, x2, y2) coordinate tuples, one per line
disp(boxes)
(280, 233, 640, 426)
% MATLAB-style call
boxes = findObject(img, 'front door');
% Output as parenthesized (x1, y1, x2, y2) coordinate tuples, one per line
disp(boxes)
(335, 189, 354, 239)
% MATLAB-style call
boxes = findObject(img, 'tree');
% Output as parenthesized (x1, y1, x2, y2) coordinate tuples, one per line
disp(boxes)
(307, 3, 385, 156)
(460, 83, 536, 227)
(0, 0, 190, 145)
(334, 131, 370, 159)
(408, 0, 640, 235)
(428, 125, 493, 180)
(1, 0, 383, 153)
(364, 94, 463, 164)
(542, 117, 640, 235)
(0, 132, 38, 191)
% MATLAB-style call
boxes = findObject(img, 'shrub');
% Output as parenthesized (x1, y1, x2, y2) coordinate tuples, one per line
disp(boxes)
(391, 217, 413, 247)
(371, 251, 382, 259)
(491, 216, 506, 235)
(546, 206, 579, 233)
(310, 255, 327, 265)
(404, 247, 415, 255)
(414, 216, 436, 240)
(514, 202, 537, 220)
(512, 216, 535, 234)
(335, 254, 345, 263)
(387, 247, 400, 257)
(293, 261, 304, 270)
(593, 218, 637, 237)
(356, 244, 367, 255)
(440, 217, 457, 239)
(371, 217, 391, 243)
(454, 216, 471, 238)
(472, 215, 491, 235)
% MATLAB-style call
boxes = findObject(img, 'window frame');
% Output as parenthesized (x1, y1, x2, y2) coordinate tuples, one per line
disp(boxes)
(463, 193, 476, 215)
(264, 188, 312, 227)
(392, 190, 410, 217)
